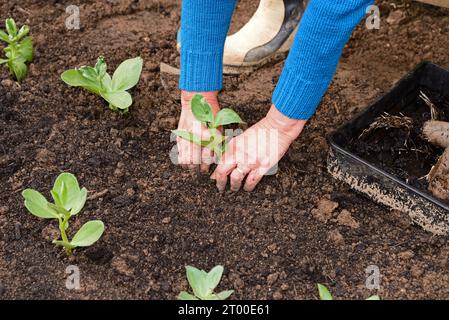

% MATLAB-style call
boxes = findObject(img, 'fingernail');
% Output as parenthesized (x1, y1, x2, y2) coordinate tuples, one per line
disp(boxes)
(216, 183, 226, 192)
(230, 183, 241, 192)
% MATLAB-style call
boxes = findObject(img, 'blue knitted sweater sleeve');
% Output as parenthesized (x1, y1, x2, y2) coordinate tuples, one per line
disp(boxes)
(273, 0, 374, 119)
(179, 0, 373, 119)
(179, 0, 237, 91)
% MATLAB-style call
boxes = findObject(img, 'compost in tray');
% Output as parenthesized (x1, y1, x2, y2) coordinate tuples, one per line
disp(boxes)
(346, 88, 449, 199)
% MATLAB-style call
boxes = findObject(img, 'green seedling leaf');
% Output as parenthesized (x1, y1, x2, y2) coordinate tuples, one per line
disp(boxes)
(186, 266, 209, 299)
(16, 25, 29, 41)
(112, 57, 143, 91)
(191, 94, 214, 124)
(5, 18, 17, 37)
(47, 202, 69, 216)
(101, 72, 113, 91)
(95, 56, 107, 79)
(61, 69, 101, 93)
(366, 295, 380, 300)
(79, 66, 99, 83)
(52, 173, 82, 211)
(18, 37, 33, 62)
(53, 173, 80, 195)
(101, 91, 132, 110)
(22, 189, 58, 219)
(70, 220, 105, 247)
(23, 173, 104, 256)
(11, 59, 27, 82)
(317, 284, 333, 300)
(172, 129, 212, 147)
(206, 265, 224, 292)
(178, 292, 199, 300)
(62, 56, 142, 114)
(1, 19, 33, 82)
(70, 187, 87, 216)
(4, 47, 12, 59)
(213, 108, 243, 128)
(180, 265, 233, 300)
(173, 94, 243, 162)
(50, 189, 64, 209)
(216, 290, 234, 300)
(0, 30, 9, 43)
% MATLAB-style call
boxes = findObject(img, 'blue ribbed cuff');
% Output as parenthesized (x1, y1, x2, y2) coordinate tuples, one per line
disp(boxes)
(179, 50, 223, 91)
(272, 67, 330, 120)
(271, 0, 374, 120)
(178, 0, 236, 92)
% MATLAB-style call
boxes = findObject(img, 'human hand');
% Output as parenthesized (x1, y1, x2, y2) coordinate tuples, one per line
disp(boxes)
(211, 105, 306, 191)
(177, 91, 220, 172)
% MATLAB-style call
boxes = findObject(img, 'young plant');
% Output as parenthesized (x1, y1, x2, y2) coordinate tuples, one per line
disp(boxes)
(172, 94, 244, 158)
(178, 265, 234, 300)
(22, 173, 104, 256)
(61, 56, 143, 114)
(317, 284, 380, 300)
(0, 18, 33, 81)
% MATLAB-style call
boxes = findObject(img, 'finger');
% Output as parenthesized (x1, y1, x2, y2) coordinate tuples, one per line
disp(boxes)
(210, 139, 239, 190)
(230, 166, 250, 192)
(243, 167, 267, 192)
(188, 142, 201, 170)
(200, 147, 214, 173)
(211, 162, 236, 191)
(178, 139, 194, 169)
(210, 138, 237, 180)
(178, 138, 201, 170)
(176, 137, 188, 169)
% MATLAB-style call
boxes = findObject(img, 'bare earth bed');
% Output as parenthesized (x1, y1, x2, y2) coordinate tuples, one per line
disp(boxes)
(1, 0, 449, 299)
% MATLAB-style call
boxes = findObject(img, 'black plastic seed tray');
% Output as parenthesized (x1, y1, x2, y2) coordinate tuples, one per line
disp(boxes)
(327, 62, 449, 235)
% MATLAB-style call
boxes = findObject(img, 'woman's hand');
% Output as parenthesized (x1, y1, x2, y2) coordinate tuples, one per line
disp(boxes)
(177, 91, 220, 172)
(211, 105, 306, 191)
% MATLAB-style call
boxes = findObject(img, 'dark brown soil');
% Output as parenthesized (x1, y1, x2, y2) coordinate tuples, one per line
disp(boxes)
(1, 0, 449, 300)
(348, 88, 449, 191)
